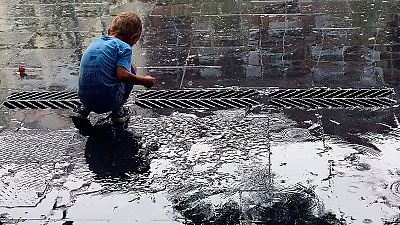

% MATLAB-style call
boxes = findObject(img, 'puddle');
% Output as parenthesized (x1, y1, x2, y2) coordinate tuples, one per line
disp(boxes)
(172, 184, 344, 225)
(84, 123, 151, 179)
(355, 163, 371, 171)
(390, 181, 400, 199)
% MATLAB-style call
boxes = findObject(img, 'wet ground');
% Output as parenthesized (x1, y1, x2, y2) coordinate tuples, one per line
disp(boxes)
(1, 0, 400, 224)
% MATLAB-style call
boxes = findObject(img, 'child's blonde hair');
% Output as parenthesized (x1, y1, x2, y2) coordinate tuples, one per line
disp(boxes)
(108, 12, 142, 38)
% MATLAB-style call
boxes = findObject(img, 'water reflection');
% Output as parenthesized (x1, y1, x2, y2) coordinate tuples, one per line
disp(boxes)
(172, 185, 344, 225)
(283, 108, 396, 155)
(84, 124, 150, 180)
(144, 0, 400, 90)
(384, 14, 400, 92)
(1, 0, 399, 90)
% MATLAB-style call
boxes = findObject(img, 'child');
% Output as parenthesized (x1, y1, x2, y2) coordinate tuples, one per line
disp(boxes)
(73, 12, 155, 122)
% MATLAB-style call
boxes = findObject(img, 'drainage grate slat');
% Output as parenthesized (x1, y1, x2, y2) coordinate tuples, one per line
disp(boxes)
(2, 89, 396, 110)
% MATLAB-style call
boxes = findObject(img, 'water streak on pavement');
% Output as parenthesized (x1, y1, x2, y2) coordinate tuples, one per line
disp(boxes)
(1, 0, 400, 224)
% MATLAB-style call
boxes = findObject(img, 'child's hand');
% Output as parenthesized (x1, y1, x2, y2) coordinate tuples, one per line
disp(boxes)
(132, 63, 137, 71)
(142, 75, 155, 88)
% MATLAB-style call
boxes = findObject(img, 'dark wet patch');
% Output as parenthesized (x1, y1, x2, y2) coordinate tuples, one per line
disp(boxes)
(84, 123, 151, 179)
(279, 127, 315, 142)
(173, 190, 239, 225)
(338, 135, 381, 156)
(355, 163, 371, 171)
(244, 195, 343, 225)
(363, 218, 373, 224)
(390, 181, 400, 199)
(282, 108, 397, 156)
(172, 186, 344, 225)
(384, 216, 400, 225)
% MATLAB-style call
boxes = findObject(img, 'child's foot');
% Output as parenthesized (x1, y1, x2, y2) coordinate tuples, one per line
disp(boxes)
(71, 105, 91, 119)
(70, 106, 92, 136)
(72, 117, 93, 136)
(110, 106, 131, 123)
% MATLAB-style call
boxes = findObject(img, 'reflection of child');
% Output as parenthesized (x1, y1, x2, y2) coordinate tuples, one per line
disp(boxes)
(73, 12, 155, 122)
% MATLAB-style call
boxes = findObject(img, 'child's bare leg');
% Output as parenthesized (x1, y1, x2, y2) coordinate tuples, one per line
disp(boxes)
(119, 65, 136, 106)
(110, 65, 135, 120)
(121, 82, 134, 105)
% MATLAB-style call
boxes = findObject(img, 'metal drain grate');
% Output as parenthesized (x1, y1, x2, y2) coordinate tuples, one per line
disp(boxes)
(1, 88, 397, 109)
(3, 91, 80, 109)
(268, 89, 396, 108)
(135, 89, 259, 109)
(136, 89, 259, 99)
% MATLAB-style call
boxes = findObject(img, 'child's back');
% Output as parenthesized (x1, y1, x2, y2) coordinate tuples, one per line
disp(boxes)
(79, 35, 133, 114)
(73, 12, 155, 122)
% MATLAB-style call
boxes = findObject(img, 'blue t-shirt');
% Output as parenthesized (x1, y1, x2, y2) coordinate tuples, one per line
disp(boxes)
(78, 36, 132, 113)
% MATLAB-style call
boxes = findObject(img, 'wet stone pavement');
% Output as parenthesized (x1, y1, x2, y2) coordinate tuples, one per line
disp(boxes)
(1, 0, 400, 224)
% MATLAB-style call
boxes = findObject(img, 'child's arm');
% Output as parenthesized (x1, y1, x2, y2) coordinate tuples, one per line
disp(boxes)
(116, 66, 155, 88)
